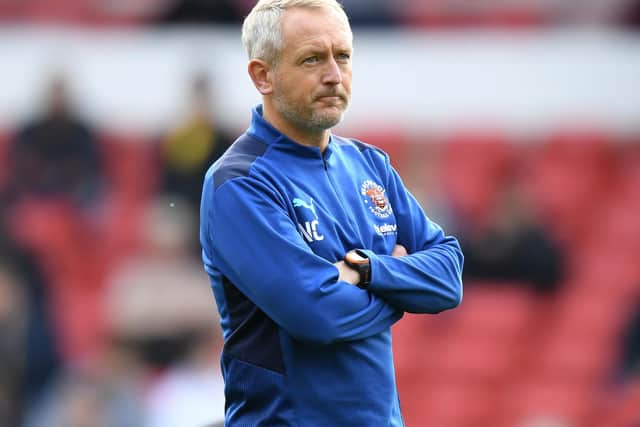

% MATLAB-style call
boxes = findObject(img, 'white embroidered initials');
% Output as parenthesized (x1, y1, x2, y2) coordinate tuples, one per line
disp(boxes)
(298, 220, 324, 243)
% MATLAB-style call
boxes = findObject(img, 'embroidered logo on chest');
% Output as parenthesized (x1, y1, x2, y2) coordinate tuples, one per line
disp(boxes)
(361, 180, 393, 219)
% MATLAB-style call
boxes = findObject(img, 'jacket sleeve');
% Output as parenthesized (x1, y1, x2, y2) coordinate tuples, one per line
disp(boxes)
(203, 176, 403, 345)
(361, 156, 464, 314)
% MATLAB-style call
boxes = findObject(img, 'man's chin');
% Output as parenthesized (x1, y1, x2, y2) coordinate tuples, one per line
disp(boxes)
(318, 105, 346, 121)
(311, 111, 344, 130)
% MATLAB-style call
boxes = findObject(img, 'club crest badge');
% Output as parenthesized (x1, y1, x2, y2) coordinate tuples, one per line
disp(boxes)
(361, 180, 392, 219)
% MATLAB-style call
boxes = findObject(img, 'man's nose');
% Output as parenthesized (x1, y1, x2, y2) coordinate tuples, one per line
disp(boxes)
(322, 57, 342, 85)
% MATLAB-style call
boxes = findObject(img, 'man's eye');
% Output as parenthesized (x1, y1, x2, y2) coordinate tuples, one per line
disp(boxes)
(337, 53, 351, 61)
(304, 56, 318, 64)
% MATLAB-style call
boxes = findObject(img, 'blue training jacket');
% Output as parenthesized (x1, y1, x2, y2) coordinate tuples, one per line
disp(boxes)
(200, 105, 464, 426)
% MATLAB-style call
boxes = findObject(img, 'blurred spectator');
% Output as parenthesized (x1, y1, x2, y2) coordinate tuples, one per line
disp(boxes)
(0, 221, 60, 425)
(154, 0, 245, 24)
(617, 296, 640, 381)
(340, 0, 396, 26)
(143, 328, 224, 427)
(158, 72, 232, 215)
(104, 196, 216, 367)
(3, 72, 103, 209)
(0, 261, 27, 427)
(620, 0, 640, 27)
(103, 196, 224, 425)
(460, 183, 565, 293)
(401, 140, 458, 232)
(24, 366, 145, 427)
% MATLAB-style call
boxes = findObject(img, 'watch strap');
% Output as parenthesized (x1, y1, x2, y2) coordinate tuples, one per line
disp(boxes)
(344, 249, 371, 289)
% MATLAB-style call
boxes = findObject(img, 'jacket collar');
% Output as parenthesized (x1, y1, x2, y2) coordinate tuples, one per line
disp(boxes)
(247, 105, 334, 161)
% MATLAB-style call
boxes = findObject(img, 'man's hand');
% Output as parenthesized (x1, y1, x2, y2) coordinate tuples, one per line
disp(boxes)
(392, 244, 408, 257)
(334, 260, 361, 285)
(335, 245, 407, 286)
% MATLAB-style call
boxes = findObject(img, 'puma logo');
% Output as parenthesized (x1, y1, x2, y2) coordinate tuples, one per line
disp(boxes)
(292, 197, 317, 219)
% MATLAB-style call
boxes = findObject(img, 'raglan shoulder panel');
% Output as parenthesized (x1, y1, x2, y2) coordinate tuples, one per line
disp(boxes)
(213, 133, 270, 190)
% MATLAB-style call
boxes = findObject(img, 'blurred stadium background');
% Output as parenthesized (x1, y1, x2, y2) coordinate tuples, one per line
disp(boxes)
(1, 1, 639, 426)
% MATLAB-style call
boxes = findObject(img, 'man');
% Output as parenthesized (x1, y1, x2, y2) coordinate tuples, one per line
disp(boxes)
(4, 73, 103, 209)
(199, 1, 463, 425)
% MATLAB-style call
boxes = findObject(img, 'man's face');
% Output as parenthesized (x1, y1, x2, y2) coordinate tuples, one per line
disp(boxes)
(270, 7, 353, 133)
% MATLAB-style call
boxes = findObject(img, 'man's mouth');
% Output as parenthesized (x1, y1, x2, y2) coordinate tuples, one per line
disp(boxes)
(316, 95, 345, 103)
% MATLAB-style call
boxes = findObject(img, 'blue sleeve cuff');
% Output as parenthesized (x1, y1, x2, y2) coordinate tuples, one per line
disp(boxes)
(358, 249, 383, 291)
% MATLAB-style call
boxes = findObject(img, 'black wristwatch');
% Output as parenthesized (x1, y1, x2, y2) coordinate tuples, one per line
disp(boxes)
(344, 249, 371, 289)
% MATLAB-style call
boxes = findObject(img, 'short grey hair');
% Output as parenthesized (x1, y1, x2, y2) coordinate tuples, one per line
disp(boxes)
(241, 0, 351, 66)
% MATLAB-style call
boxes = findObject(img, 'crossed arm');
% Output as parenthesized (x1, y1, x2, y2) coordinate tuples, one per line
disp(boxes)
(203, 177, 404, 345)
(203, 171, 462, 344)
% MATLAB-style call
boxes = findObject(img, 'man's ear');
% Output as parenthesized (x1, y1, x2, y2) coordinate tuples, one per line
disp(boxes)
(248, 59, 274, 95)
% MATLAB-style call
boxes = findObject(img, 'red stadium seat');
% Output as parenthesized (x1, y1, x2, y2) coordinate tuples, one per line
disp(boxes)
(591, 381, 640, 427)
(350, 129, 411, 174)
(6, 198, 110, 361)
(608, 381, 640, 427)
(530, 332, 614, 386)
(97, 133, 160, 267)
(439, 128, 514, 226)
(555, 287, 631, 337)
(586, 197, 640, 256)
(23, 0, 92, 24)
(48, 275, 107, 361)
(401, 380, 496, 427)
(393, 313, 433, 379)
(568, 245, 640, 300)
(615, 143, 640, 204)
(445, 285, 539, 340)
(521, 127, 615, 244)
(395, 1, 545, 29)
(100, 132, 158, 202)
(500, 380, 597, 426)
(427, 333, 521, 385)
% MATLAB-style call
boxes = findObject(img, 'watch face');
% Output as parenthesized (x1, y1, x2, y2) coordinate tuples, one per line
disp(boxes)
(347, 250, 368, 264)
